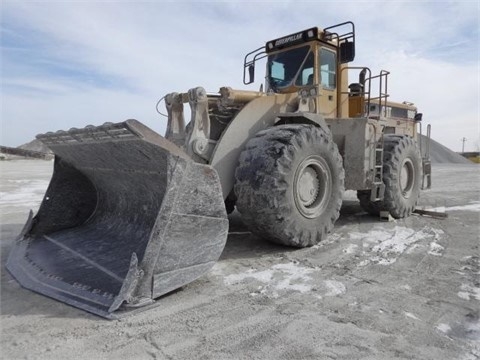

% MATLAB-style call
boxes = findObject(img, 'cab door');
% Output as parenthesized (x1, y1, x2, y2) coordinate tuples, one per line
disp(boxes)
(317, 46, 338, 118)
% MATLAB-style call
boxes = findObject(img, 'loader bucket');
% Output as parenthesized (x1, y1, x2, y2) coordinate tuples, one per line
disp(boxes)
(6, 120, 228, 319)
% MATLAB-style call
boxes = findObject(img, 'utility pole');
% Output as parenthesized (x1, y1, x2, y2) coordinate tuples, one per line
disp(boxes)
(461, 137, 467, 153)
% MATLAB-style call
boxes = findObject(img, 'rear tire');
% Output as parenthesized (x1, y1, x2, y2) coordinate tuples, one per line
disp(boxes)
(234, 124, 344, 247)
(357, 135, 422, 218)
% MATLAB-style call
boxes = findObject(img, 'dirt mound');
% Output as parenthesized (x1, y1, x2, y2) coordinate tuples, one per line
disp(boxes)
(420, 135, 472, 164)
(18, 139, 52, 154)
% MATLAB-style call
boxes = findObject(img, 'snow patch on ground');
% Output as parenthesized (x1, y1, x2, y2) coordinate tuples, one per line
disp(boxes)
(404, 312, 420, 320)
(324, 280, 346, 296)
(224, 268, 274, 285)
(428, 242, 445, 256)
(221, 262, 346, 299)
(223, 262, 314, 295)
(429, 201, 480, 212)
(358, 260, 370, 267)
(270, 263, 314, 293)
(457, 284, 480, 301)
(343, 244, 358, 254)
(405, 243, 423, 254)
(437, 323, 451, 333)
(349, 226, 444, 266)
(210, 262, 230, 276)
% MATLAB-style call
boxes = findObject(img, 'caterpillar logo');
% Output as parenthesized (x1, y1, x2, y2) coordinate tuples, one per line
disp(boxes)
(275, 33, 303, 47)
(266, 27, 318, 53)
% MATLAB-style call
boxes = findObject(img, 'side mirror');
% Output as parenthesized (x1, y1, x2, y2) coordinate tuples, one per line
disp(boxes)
(248, 64, 255, 84)
(414, 113, 423, 122)
(340, 41, 355, 63)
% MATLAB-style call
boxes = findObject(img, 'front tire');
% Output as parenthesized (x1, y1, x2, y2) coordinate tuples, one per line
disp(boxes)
(234, 124, 344, 247)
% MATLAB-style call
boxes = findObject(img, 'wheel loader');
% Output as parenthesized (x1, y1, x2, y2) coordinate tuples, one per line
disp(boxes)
(7, 21, 432, 318)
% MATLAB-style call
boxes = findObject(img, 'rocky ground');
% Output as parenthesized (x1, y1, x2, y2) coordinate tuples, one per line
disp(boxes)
(1, 160, 479, 360)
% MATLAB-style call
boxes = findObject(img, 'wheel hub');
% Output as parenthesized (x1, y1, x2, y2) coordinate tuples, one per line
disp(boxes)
(298, 167, 319, 206)
(294, 156, 332, 218)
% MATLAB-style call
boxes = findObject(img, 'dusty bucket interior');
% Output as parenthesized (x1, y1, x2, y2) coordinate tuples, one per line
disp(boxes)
(29, 151, 166, 297)
(7, 120, 228, 318)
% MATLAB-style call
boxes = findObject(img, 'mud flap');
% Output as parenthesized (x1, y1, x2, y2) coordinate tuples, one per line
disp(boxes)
(6, 120, 228, 319)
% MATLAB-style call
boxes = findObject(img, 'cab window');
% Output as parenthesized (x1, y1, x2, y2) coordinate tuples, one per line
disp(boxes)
(295, 52, 314, 86)
(319, 48, 336, 89)
(267, 45, 310, 89)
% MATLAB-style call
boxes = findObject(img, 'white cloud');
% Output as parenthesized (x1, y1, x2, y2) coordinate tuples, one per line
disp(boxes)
(1, 2, 478, 151)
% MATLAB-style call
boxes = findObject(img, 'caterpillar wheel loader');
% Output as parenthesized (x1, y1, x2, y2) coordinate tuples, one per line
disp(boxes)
(7, 21, 432, 318)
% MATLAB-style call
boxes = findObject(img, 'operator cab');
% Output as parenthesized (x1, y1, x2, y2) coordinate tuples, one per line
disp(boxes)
(264, 27, 347, 94)
(243, 22, 355, 117)
(244, 23, 354, 93)
(266, 44, 340, 93)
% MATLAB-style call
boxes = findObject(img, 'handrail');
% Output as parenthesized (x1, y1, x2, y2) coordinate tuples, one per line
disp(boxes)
(339, 66, 371, 117)
(341, 67, 390, 118)
(243, 46, 267, 85)
(323, 21, 355, 44)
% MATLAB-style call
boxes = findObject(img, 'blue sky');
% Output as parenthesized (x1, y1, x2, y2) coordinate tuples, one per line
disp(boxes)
(1, 1, 479, 151)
